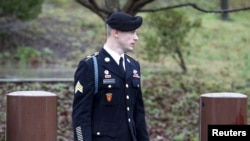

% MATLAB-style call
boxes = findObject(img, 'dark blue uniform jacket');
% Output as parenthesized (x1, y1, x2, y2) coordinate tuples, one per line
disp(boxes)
(72, 48, 150, 141)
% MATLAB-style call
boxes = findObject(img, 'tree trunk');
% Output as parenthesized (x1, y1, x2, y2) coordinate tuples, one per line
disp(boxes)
(175, 48, 187, 73)
(105, 0, 120, 12)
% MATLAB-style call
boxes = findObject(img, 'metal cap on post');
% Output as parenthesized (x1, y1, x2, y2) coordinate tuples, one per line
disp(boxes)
(199, 92, 248, 141)
(6, 91, 57, 141)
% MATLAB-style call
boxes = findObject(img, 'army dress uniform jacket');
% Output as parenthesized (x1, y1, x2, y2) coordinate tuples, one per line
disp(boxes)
(72, 48, 150, 141)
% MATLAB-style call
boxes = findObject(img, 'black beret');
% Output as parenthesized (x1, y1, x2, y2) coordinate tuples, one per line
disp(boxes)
(106, 12, 143, 31)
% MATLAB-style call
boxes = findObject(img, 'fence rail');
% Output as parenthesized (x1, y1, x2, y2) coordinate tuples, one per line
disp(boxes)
(0, 78, 73, 83)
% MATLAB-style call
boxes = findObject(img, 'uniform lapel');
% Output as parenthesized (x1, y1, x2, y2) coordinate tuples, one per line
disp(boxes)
(124, 57, 134, 80)
(99, 49, 125, 78)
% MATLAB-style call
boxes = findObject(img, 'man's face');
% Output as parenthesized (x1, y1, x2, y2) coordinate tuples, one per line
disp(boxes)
(117, 30, 139, 52)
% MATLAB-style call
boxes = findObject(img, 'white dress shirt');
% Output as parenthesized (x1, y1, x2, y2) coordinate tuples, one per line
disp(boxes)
(103, 45, 125, 70)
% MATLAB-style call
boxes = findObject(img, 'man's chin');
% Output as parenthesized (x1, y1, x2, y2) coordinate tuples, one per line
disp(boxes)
(126, 47, 134, 52)
(130, 45, 135, 50)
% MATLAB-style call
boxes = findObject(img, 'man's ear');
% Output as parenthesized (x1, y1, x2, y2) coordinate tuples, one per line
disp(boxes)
(113, 30, 119, 38)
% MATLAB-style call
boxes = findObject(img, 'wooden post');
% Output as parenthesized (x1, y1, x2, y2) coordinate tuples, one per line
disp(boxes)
(199, 92, 247, 141)
(221, 0, 230, 20)
(6, 91, 57, 141)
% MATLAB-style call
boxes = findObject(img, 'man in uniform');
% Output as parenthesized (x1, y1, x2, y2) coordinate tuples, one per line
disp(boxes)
(72, 12, 150, 141)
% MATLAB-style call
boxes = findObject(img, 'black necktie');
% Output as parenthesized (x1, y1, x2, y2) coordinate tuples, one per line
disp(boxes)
(119, 57, 125, 73)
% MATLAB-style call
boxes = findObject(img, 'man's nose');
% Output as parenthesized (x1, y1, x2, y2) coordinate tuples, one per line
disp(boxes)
(134, 34, 139, 41)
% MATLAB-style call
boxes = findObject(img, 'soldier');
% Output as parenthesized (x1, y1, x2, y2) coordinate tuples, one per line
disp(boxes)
(72, 12, 150, 141)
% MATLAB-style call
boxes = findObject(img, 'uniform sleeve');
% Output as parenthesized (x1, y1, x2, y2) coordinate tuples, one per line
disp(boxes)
(134, 62, 150, 141)
(72, 59, 95, 141)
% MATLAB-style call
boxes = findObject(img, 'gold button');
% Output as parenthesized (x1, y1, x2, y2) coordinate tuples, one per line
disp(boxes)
(126, 95, 129, 100)
(127, 107, 130, 111)
(108, 85, 112, 88)
(126, 84, 129, 88)
(97, 132, 101, 135)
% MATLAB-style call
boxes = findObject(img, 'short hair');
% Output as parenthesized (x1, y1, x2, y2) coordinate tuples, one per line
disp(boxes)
(106, 24, 112, 37)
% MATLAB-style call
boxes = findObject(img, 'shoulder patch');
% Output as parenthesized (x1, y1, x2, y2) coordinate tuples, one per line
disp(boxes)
(75, 81, 83, 94)
(86, 52, 99, 60)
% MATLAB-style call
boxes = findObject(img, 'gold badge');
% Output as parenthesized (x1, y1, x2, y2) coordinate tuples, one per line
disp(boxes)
(106, 93, 112, 102)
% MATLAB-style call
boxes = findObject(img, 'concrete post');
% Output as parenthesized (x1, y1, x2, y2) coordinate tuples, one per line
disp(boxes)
(6, 91, 57, 141)
(199, 92, 248, 141)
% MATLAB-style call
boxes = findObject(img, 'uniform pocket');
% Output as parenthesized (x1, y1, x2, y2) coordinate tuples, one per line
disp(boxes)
(132, 78, 140, 88)
(92, 122, 117, 138)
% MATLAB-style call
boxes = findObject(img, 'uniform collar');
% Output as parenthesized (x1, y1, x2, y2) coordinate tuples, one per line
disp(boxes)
(103, 44, 124, 65)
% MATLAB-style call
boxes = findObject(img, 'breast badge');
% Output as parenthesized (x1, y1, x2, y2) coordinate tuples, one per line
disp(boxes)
(133, 69, 140, 78)
(104, 70, 111, 78)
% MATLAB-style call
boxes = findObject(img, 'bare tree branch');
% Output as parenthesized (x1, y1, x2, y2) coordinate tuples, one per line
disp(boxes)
(123, 0, 155, 15)
(75, 0, 110, 20)
(132, 0, 155, 14)
(75, 0, 92, 11)
(105, 0, 121, 12)
(88, 0, 101, 12)
(75, 1, 250, 23)
(139, 3, 250, 13)
(123, 0, 135, 13)
(123, 0, 143, 13)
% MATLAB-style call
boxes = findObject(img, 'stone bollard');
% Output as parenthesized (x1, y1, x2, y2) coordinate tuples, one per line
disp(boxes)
(6, 91, 57, 141)
(199, 92, 248, 141)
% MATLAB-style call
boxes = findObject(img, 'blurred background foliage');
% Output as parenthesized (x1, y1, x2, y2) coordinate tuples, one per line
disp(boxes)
(0, 0, 250, 141)
(0, 0, 44, 21)
(143, 9, 201, 73)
